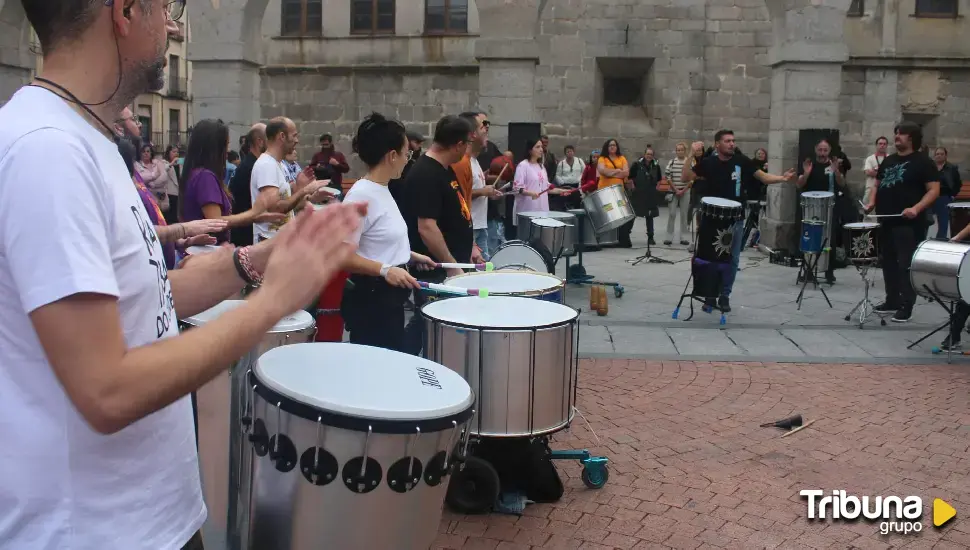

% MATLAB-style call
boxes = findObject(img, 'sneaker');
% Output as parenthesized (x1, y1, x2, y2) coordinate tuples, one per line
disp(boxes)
(703, 297, 716, 309)
(680, 240, 690, 246)
(873, 302, 898, 314)
(648, 236, 657, 246)
(892, 308, 912, 323)
(941, 336, 962, 351)
(718, 296, 731, 313)
(663, 240, 672, 246)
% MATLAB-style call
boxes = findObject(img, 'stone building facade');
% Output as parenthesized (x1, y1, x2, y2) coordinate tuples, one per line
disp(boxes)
(1, 0, 968, 249)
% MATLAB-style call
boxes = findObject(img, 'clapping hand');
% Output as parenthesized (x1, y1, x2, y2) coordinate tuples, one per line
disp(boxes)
(802, 158, 813, 176)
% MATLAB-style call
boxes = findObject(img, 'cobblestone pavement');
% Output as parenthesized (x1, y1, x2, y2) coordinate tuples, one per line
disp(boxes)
(434, 359, 970, 549)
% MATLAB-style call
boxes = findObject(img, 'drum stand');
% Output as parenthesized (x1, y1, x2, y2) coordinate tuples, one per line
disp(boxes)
(907, 285, 958, 363)
(564, 220, 625, 298)
(795, 241, 833, 311)
(843, 262, 886, 328)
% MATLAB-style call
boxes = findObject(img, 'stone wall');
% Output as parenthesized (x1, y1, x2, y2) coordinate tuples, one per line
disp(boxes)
(530, 0, 774, 163)
(260, 67, 478, 172)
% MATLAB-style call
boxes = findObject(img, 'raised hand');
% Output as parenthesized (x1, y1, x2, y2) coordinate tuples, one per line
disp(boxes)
(802, 158, 813, 176)
(179, 218, 228, 237)
(253, 203, 365, 318)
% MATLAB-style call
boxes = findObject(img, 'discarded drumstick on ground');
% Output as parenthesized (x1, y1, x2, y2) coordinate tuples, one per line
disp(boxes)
(780, 419, 817, 438)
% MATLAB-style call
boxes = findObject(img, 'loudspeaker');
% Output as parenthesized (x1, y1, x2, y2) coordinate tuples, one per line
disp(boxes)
(507, 122, 542, 162)
(798, 129, 841, 165)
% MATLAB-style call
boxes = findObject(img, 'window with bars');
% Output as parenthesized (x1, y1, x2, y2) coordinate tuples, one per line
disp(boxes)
(848, 0, 863, 16)
(351, 0, 395, 34)
(425, 0, 469, 34)
(281, 0, 323, 36)
(915, 0, 958, 17)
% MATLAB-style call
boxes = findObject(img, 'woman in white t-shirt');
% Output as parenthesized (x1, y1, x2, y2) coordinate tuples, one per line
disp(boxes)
(340, 113, 436, 351)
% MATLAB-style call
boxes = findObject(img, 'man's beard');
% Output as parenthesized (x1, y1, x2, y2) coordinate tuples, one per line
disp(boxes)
(120, 52, 167, 103)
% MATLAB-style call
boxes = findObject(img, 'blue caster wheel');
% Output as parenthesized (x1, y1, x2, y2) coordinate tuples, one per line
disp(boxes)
(672, 308, 679, 319)
(581, 464, 609, 489)
(719, 314, 726, 326)
(702, 305, 712, 314)
(614, 286, 624, 298)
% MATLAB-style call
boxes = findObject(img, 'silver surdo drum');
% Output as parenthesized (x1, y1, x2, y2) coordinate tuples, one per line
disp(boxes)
(909, 240, 970, 302)
(489, 240, 551, 272)
(518, 211, 578, 256)
(179, 301, 316, 550)
(245, 343, 475, 550)
(529, 217, 567, 258)
(421, 296, 579, 438)
(445, 270, 566, 303)
(582, 184, 635, 234)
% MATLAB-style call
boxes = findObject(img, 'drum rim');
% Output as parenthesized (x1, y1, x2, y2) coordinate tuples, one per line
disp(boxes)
(802, 191, 835, 197)
(700, 197, 742, 208)
(531, 217, 568, 228)
(419, 296, 580, 329)
(844, 222, 880, 229)
(181, 300, 316, 333)
(519, 210, 574, 219)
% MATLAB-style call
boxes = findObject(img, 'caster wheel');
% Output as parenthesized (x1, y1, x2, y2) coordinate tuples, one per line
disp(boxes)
(581, 465, 609, 489)
(445, 456, 500, 514)
(614, 286, 624, 298)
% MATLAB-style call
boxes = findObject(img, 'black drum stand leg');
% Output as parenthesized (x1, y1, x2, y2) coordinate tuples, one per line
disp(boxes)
(908, 286, 955, 359)
(795, 239, 832, 310)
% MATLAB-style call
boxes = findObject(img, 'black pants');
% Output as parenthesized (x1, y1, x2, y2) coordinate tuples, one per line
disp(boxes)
(402, 270, 446, 356)
(164, 195, 179, 225)
(181, 531, 204, 550)
(341, 273, 410, 352)
(880, 224, 922, 311)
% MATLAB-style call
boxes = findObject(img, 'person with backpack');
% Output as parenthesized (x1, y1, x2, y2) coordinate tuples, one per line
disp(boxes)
(932, 146, 962, 240)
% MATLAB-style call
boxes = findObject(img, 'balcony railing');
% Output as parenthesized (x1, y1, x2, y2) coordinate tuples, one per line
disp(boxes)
(148, 131, 192, 152)
(172, 21, 186, 41)
(168, 77, 189, 99)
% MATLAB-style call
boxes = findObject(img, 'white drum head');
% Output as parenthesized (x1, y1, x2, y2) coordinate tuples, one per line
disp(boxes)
(803, 191, 834, 199)
(490, 242, 546, 272)
(950, 202, 970, 210)
(185, 245, 221, 255)
(182, 300, 314, 332)
(701, 197, 742, 208)
(421, 295, 578, 328)
(445, 271, 562, 293)
(844, 222, 879, 229)
(532, 218, 567, 228)
(960, 248, 970, 301)
(254, 343, 474, 421)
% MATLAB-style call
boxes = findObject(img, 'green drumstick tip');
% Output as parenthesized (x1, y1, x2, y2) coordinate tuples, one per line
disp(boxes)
(484, 262, 494, 271)
(479, 289, 489, 298)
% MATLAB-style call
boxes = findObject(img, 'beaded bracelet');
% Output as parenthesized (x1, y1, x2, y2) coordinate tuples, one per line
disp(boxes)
(238, 246, 263, 285)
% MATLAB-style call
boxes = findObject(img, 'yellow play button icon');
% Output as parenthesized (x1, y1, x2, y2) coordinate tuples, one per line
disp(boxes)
(934, 498, 956, 527)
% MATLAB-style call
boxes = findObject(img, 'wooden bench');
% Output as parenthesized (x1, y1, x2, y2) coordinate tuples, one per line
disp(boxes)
(956, 181, 970, 201)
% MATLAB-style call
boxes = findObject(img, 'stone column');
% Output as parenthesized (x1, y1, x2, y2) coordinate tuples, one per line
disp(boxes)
(761, 0, 850, 252)
(474, 0, 541, 149)
(0, 0, 34, 105)
(188, 0, 267, 142)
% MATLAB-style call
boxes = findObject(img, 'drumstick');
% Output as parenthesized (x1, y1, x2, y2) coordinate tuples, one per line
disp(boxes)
(435, 262, 494, 271)
(495, 163, 509, 184)
(418, 282, 490, 297)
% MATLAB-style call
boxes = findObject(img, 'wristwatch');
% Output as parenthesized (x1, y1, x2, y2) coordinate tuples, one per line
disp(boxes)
(380, 264, 392, 278)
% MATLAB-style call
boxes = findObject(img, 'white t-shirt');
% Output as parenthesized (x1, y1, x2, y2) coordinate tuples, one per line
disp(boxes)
(864, 153, 886, 191)
(344, 178, 412, 265)
(250, 152, 293, 240)
(470, 159, 488, 230)
(0, 87, 203, 549)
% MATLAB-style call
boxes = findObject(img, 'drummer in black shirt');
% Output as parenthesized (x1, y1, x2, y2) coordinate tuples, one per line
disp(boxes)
(796, 138, 847, 284)
(682, 129, 795, 312)
(864, 121, 940, 323)
(400, 114, 475, 355)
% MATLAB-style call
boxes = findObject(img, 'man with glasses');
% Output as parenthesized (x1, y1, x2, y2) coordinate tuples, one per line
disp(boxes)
(0, 1, 362, 548)
(454, 111, 500, 260)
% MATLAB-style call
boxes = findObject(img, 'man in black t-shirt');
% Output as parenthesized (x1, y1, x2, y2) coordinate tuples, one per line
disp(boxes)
(400, 115, 474, 355)
(866, 122, 940, 323)
(682, 129, 795, 312)
(796, 139, 847, 284)
(229, 123, 267, 247)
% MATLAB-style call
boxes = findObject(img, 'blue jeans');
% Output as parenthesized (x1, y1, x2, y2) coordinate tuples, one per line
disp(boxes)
(474, 228, 490, 260)
(487, 219, 506, 258)
(722, 220, 745, 298)
(933, 195, 953, 240)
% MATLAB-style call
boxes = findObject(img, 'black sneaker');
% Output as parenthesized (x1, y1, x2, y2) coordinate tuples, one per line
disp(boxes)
(941, 336, 962, 351)
(892, 308, 912, 323)
(680, 240, 690, 246)
(648, 236, 657, 246)
(718, 296, 731, 313)
(873, 302, 898, 314)
(663, 240, 672, 245)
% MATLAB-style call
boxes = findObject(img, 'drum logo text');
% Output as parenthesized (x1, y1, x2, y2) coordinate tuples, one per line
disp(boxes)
(416, 367, 442, 390)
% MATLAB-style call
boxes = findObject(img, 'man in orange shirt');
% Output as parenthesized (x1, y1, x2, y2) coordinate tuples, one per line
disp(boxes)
(452, 111, 498, 260)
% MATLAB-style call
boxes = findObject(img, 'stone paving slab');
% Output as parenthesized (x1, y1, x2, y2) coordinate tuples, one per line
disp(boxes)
(435, 358, 970, 549)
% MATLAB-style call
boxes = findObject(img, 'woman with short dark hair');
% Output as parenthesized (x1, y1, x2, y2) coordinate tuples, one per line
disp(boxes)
(340, 113, 436, 351)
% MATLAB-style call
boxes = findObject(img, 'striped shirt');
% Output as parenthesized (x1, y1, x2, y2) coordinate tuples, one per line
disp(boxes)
(666, 157, 688, 190)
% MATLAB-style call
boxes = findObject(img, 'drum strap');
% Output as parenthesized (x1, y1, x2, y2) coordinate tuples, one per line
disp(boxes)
(734, 165, 741, 198)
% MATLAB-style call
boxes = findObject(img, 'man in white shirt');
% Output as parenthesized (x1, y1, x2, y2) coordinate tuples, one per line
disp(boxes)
(863, 136, 889, 206)
(459, 111, 500, 260)
(0, 2, 362, 548)
(554, 145, 585, 211)
(251, 117, 328, 241)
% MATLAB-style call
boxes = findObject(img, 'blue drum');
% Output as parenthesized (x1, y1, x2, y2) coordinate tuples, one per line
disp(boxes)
(800, 221, 825, 254)
(444, 270, 565, 303)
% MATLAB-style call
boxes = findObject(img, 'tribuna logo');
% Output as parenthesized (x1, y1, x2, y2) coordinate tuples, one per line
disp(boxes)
(800, 490, 923, 535)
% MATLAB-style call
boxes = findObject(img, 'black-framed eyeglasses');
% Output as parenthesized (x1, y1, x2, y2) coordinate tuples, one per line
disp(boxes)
(167, 0, 186, 21)
(482, 120, 490, 128)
